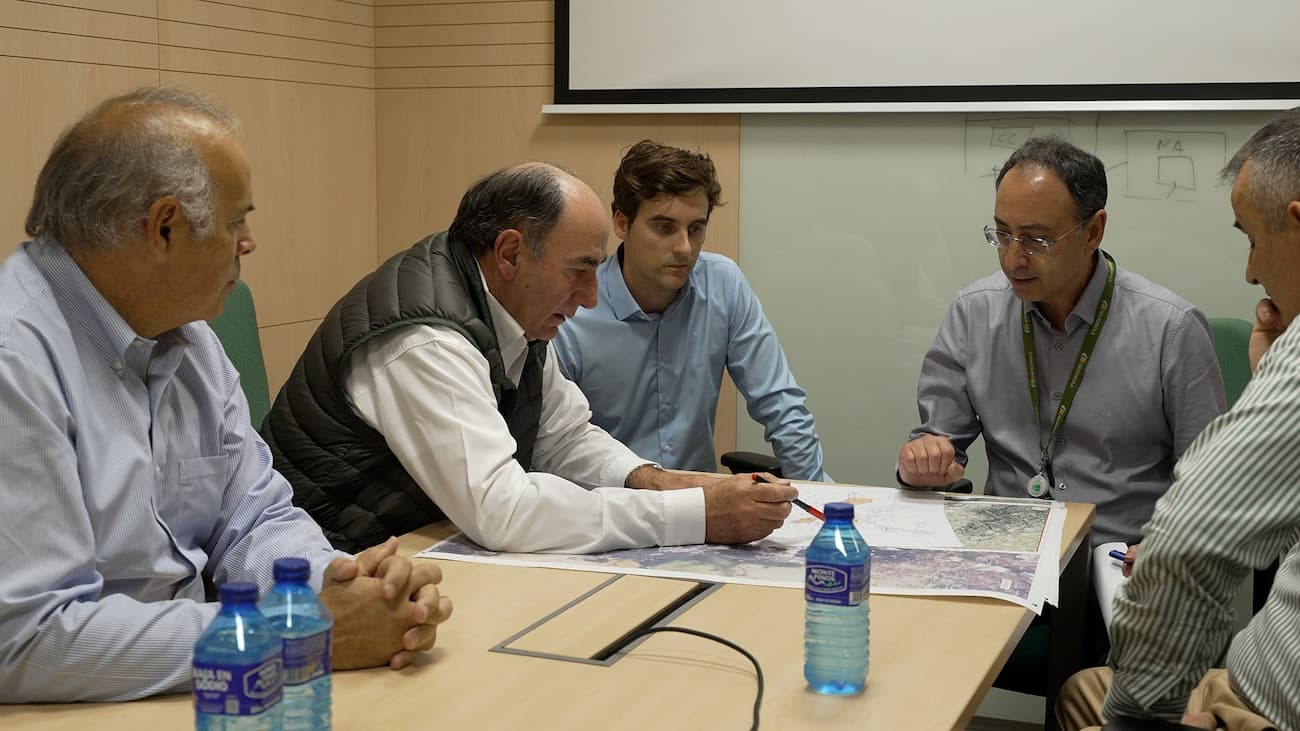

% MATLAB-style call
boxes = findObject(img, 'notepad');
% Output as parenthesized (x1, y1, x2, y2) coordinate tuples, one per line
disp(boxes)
(1093, 541, 1130, 635)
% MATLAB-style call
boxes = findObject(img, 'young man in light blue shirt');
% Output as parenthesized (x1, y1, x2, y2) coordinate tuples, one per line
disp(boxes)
(553, 140, 830, 480)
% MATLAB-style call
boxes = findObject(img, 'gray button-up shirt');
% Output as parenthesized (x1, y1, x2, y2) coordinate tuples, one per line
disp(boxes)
(909, 250, 1226, 544)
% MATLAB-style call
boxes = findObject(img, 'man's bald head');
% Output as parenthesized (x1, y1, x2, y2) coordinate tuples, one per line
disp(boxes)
(448, 162, 600, 259)
(25, 86, 240, 253)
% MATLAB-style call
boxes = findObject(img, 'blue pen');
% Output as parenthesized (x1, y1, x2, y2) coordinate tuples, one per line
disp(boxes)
(1108, 548, 1130, 563)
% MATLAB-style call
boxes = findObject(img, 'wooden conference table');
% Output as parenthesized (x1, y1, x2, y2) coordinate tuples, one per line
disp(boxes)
(1, 499, 1094, 731)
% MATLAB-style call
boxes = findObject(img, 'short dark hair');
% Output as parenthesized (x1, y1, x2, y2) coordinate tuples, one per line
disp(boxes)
(611, 140, 723, 222)
(1222, 107, 1300, 231)
(995, 137, 1107, 221)
(447, 164, 568, 258)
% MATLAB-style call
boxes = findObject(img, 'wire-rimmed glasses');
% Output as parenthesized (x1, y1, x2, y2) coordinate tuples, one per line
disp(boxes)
(983, 218, 1089, 256)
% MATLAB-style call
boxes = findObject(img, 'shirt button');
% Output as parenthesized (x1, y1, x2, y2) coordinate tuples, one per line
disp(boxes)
(1053, 341, 1064, 351)
(1052, 391, 1062, 400)
(111, 360, 123, 370)
(1055, 437, 1066, 446)
(154, 465, 162, 478)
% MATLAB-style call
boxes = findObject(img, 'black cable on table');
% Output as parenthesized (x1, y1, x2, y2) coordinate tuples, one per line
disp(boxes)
(622, 625, 765, 731)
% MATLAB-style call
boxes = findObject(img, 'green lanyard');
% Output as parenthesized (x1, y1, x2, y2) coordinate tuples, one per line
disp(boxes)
(1022, 252, 1116, 483)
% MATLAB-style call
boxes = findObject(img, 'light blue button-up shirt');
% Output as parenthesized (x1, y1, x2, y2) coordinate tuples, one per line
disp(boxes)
(0, 239, 343, 702)
(554, 248, 829, 480)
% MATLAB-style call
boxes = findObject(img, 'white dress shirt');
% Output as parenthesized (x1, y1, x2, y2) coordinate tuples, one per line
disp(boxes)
(344, 270, 706, 553)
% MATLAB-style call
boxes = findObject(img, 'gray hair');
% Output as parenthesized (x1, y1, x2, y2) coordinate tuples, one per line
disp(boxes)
(996, 136, 1108, 221)
(447, 164, 570, 259)
(24, 86, 240, 253)
(1222, 107, 1300, 231)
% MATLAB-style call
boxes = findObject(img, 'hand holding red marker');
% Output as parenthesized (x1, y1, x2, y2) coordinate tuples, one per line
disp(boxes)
(752, 472, 824, 521)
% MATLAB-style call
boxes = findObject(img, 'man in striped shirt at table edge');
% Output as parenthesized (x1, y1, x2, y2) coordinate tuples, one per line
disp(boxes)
(1055, 108, 1300, 731)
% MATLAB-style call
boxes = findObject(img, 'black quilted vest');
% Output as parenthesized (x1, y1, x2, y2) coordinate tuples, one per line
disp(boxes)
(262, 231, 546, 552)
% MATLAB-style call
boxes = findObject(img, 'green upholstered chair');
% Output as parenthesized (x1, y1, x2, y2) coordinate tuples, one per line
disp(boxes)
(208, 279, 272, 428)
(1210, 317, 1253, 409)
(993, 620, 1052, 697)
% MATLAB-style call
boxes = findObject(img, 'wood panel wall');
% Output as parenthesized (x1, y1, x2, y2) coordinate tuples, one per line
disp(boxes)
(0, 0, 379, 394)
(372, 0, 742, 458)
(1, 0, 742, 457)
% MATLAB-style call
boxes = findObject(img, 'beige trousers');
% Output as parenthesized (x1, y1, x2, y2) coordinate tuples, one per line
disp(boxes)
(1055, 667, 1277, 731)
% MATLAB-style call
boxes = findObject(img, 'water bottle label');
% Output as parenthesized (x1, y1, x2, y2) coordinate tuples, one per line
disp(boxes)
(805, 560, 869, 606)
(193, 657, 283, 716)
(282, 629, 331, 685)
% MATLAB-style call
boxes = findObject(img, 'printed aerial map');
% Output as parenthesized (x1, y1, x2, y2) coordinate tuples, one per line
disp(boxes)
(417, 484, 1064, 611)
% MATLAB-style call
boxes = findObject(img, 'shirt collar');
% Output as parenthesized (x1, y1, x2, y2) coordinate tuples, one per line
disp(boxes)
(26, 237, 164, 372)
(1028, 249, 1109, 330)
(478, 263, 528, 374)
(599, 244, 700, 321)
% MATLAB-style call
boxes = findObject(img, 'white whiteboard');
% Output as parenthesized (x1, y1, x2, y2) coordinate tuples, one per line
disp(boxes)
(558, 1, 1300, 110)
(733, 111, 1273, 488)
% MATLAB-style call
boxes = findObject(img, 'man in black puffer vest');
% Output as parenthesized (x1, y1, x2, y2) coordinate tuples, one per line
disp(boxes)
(264, 163, 797, 554)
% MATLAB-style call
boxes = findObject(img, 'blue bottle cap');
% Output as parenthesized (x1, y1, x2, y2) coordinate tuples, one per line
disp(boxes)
(272, 557, 311, 583)
(218, 581, 260, 604)
(823, 502, 854, 521)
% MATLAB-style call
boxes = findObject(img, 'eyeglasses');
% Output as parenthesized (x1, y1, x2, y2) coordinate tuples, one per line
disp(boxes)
(983, 218, 1089, 256)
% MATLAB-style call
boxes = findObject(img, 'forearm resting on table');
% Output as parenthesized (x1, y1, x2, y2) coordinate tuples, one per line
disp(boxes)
(625, 464, 719, 491)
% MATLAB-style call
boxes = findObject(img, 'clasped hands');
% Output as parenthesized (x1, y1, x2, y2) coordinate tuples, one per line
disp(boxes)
(320, 537, 454, 670)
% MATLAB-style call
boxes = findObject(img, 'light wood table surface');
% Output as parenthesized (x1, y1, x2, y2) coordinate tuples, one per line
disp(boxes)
(0, 501, 1093, 730)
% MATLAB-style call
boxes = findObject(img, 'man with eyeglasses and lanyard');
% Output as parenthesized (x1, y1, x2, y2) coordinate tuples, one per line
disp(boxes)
(897, 136, 1225, 555)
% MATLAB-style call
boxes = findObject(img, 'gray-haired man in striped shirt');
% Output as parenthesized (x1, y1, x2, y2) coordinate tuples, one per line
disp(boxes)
(1056, 109, 1300, 730)
(0, 88, 452, 703)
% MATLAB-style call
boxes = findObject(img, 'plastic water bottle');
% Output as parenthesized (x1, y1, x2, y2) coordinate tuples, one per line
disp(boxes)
(193, 582, 284, 730)
(260, 558, 332, 731)
(804, 501, 870, 695)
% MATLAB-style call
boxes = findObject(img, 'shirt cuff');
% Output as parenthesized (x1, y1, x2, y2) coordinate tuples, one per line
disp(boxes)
(658, 487, 706, 546)
(605, 452, 653, 488)
(306, 549, 351, 594)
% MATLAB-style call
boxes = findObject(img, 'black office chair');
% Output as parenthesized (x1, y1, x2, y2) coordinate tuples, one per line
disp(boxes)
(943, 478, 974, 493)
(721, 451, 975, 494)
(719, 450, 783, 477)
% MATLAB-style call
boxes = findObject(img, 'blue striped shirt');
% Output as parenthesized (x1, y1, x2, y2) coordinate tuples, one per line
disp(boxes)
(0, 239, 343, 702)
